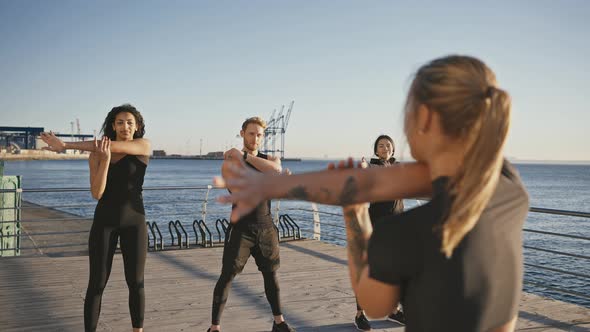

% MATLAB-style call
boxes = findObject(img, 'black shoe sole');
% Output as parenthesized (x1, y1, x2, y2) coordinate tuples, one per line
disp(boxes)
(353, 321, 371, 331)
(386, 317, 405, 325)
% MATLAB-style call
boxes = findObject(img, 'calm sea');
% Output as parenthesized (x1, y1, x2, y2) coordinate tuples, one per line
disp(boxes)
(3, 159, 589, 307)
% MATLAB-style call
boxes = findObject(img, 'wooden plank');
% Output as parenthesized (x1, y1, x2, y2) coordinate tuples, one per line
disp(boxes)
(1, 240, 589, 331)
(18, 201, 91, 257)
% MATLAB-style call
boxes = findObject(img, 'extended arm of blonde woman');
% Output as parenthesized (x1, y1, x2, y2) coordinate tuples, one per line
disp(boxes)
(214, 157, 431, 222)
(342, 201, 401, 318)
(327, 159, 402, 318)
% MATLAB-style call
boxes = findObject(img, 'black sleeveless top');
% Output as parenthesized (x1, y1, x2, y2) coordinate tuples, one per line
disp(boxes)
(368, 157, 404, 223)
(233, 152, 274, 230)
(100, 155, 147, 212)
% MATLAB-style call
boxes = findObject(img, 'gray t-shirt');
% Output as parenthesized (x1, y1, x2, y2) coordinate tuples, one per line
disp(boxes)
(368, 161, 529, 332)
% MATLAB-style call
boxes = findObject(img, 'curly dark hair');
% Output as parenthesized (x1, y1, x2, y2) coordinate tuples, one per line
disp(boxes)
(100, 104, 145, 140)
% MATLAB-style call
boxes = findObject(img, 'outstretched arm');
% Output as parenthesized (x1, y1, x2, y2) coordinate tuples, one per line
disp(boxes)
(343, 204, 400, 318)
(325, 160, 400, 318)
(40, 132, 151, 156)
(215, 157, 431, 222)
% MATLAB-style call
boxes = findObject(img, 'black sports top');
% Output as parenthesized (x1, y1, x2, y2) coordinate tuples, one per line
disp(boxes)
(368, 157, 404, 222)
(233, 152, 274, 230)
(367, 161, 529, 332)
(101, 155, 147, 210)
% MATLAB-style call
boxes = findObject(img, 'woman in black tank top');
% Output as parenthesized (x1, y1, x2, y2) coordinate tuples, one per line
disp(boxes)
(353, 134, 407, 331)
(41, 104, 151, 332)
(366, 135, 404, 222)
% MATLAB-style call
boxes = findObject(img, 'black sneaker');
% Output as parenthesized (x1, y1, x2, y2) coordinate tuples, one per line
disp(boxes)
(272, 321, 296, 332)
(354, 312, 371, 331)
(387, 310, 406, 325)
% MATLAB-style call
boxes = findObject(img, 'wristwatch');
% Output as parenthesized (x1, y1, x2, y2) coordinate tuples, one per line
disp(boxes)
(243, 151, 248, 160)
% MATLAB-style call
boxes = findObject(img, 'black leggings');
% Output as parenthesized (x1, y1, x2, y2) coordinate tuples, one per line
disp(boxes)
(212, 270, 281, 325)
(211, 226, 282, 325)
(84, 200, 147, 332)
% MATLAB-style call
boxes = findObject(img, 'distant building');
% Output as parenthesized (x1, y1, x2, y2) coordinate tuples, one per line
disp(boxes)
(0, 127, 44, 150)
(1, 126, 93, 152)
(152, 150, 166, 157)
(206, 151, 224, 159)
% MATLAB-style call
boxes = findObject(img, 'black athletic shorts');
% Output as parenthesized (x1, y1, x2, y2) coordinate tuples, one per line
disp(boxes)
(221, 225, 280, 274)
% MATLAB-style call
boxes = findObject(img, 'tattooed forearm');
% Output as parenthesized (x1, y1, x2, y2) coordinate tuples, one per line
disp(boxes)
(339, 176, 359, 205)
(287, 186, 310, 200)
(344, 206, 372, 283)
(286, 176, 359, 206)
(320, 188, 332, 201)
(286, 186, 336, 203)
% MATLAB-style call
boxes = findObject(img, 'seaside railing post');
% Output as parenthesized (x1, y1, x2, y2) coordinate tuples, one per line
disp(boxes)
(15, 180, 21, 257)
(0, 174, 3, 257)
(274, 200, 281, 224)
(201, 185, 212, 223)
(311, 203, 321, 240)
(0, 176, 21, 257)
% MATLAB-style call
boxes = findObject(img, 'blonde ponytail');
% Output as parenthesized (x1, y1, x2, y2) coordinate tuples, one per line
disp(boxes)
(405, 56, 512, 258)
(441, 88, 511, 257)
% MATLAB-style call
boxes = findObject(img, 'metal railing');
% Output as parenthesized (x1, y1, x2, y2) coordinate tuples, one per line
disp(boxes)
(285, 203, 590, 303)
(215, 218, 230, 244)
(0, 186, 588, 304)
(169, 220, 189, 249)
(0, 186, 303, 255)
(147, 221, 163, 251)
(0, 185, 214, 254)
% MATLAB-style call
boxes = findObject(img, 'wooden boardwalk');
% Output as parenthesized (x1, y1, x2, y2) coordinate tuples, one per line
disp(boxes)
(16, 201, 91, 257)
(1, 239, 589, 332)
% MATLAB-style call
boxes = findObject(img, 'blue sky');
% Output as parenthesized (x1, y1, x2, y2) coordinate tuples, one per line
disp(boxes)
(1, 0, 588, 160)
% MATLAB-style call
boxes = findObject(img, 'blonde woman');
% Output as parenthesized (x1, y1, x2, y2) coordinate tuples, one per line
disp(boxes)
(215, 55, 529, 332)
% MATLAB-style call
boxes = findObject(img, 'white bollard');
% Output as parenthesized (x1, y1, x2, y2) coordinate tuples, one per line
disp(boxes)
(201, 185, 212, 223)
(311, 202, 321, 241)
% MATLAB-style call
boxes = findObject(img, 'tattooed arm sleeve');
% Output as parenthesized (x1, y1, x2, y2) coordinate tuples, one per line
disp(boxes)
(270, 162, 430, 206)
(343, 204, 373, 286)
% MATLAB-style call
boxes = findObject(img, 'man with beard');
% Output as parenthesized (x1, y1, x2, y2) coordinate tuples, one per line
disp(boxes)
(207, 117, 295, 332)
